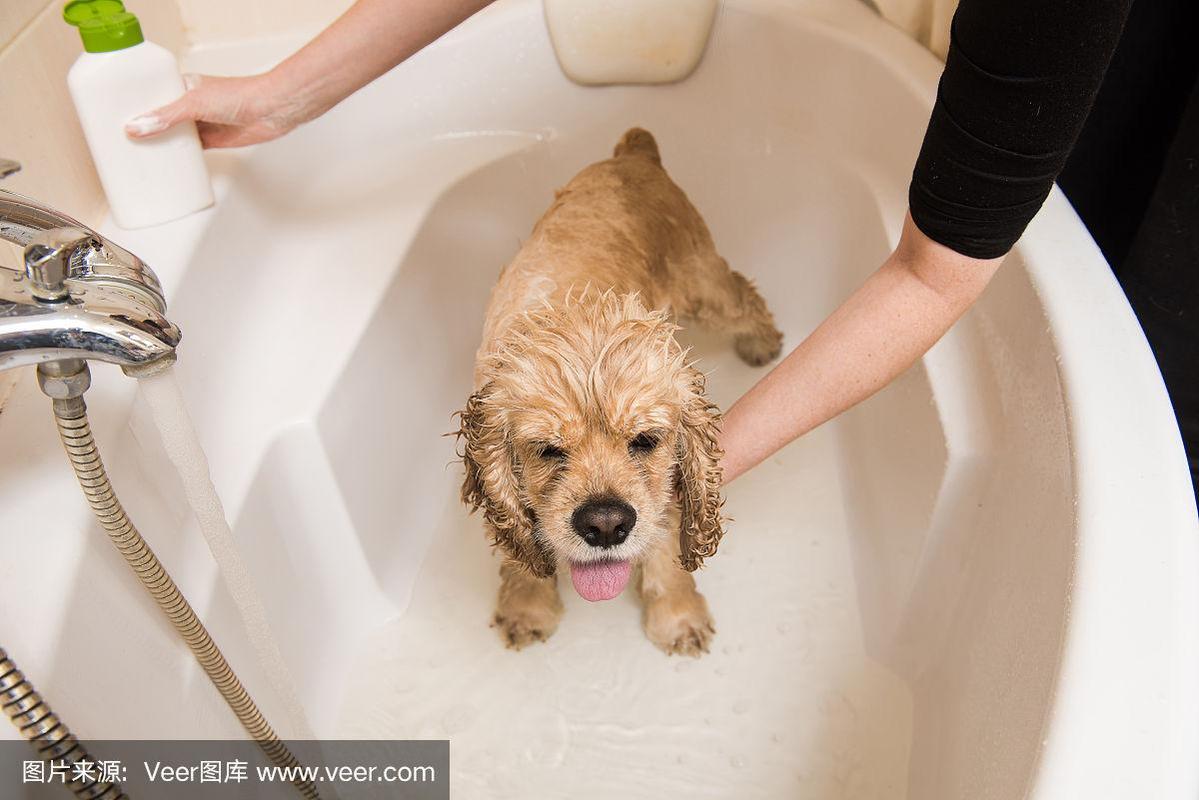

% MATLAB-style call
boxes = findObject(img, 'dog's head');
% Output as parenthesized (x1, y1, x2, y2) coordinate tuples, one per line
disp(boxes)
(457, 291, 725, 600)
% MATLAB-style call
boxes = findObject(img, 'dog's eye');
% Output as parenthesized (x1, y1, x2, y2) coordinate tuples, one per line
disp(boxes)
(537, 443, 567, 461)
(629, 433, 660, 454)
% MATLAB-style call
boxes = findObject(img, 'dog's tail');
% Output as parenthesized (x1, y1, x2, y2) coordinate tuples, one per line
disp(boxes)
(613, 127, 661, 165)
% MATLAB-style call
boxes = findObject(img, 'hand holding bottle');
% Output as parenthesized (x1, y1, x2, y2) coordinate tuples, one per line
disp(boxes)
(126, 73, 309, 149)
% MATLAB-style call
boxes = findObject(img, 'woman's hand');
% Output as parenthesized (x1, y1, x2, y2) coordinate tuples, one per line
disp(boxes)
(719, 212, 1003, 485)
(125, 73, 312, 149)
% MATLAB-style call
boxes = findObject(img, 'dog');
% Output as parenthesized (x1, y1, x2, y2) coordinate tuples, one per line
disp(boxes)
(457, 128, 782, 656)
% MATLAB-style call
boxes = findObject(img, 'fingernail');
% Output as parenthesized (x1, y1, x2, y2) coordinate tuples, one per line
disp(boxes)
(125, 115, 166, 136)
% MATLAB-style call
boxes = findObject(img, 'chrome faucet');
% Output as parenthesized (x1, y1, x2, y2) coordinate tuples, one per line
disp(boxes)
(0, 161, 181, 375)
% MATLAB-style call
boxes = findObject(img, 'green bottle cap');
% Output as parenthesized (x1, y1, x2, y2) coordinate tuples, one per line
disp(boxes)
(63, 1, 145, 53)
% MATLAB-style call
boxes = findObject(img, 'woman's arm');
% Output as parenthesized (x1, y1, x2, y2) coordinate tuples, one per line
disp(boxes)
(126, 0, 496, 148)
(721, 0, 1135, 484)
(719, 213, 1000, 485)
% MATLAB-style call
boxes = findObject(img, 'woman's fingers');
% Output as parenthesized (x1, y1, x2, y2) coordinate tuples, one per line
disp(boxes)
(125, 75, 206, 139)
(124, 74, 297, 149)
(124, 113, 170, 137)
(124, 103, 185, 137)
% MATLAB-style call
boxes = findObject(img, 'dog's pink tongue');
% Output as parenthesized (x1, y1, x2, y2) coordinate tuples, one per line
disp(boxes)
(569, 559, 632, 602)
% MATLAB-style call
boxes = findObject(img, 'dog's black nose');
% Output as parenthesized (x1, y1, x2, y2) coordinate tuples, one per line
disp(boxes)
(571, 499, 636, 548)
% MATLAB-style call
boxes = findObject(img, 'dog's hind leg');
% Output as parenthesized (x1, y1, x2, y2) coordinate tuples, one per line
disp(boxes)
(678, 254, 783, 367)
(493, 557, 564, 649)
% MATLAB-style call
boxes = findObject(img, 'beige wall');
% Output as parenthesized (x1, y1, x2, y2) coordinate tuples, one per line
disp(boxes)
(874, 0, 957, 58)
(175, 0, 352, 44)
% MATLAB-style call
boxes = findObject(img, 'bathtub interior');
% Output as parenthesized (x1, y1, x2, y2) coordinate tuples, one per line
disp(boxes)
(0, 2, 1087, 798)
(178, 124, 928, 797)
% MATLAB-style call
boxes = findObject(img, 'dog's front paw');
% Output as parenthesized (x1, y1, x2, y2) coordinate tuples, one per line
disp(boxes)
(492, 613, 555, 649)
(643, 591, 715, 657)
(734, 327, 783, 367)
(492, 603, 562, 650)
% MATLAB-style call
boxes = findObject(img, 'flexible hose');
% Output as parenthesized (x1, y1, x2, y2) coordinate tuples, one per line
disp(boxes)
(1, 646, 129, 799)
(50, 395, 319, 800)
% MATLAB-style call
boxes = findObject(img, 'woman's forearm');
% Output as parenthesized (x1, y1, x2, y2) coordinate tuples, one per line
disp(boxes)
(719, 213, 1002, 485)
(269, 0, 497, 121)
(126, 0, 497, 147)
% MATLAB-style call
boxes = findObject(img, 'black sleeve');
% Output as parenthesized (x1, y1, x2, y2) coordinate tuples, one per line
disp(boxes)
(908, 0, 1134, 259)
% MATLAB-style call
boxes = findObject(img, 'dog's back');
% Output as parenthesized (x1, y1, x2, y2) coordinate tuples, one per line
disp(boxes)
(478, 129, 718, 351)
(476, 128, 781, 387)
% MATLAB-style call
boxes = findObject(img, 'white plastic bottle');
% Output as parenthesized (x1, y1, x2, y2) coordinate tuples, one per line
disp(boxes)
(64, 0, 213, 229)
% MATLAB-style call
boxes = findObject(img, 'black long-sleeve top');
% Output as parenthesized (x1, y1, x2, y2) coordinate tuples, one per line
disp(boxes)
(909, 0, 1135, 258)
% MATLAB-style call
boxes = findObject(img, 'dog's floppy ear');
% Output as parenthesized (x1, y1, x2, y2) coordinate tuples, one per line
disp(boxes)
(458, 384, 556, 578)
(675, 366, 726, 571)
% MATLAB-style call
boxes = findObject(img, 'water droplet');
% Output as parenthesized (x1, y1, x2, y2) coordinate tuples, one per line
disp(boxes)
(730, 755, 745, 768)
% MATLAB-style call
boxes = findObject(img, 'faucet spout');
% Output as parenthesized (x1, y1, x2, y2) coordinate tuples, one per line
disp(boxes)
(0, 187, 181, 374)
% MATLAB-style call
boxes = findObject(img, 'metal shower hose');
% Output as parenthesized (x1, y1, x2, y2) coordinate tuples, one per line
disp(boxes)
(18, 391, 322, 800)
(1, 645, 128, 798)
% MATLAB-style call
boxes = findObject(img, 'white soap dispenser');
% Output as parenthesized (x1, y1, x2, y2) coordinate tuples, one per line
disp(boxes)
(63, 0, 213, 229)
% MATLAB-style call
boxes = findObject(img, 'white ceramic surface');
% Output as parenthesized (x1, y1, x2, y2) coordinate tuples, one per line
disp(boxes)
(1, 1, 1195, 798)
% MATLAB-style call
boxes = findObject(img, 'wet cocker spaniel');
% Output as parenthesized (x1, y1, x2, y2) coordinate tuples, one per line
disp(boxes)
(458, 128, 782, 656)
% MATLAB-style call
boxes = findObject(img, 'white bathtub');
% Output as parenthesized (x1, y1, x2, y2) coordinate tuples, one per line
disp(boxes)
(1, 0, 1196, 798)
